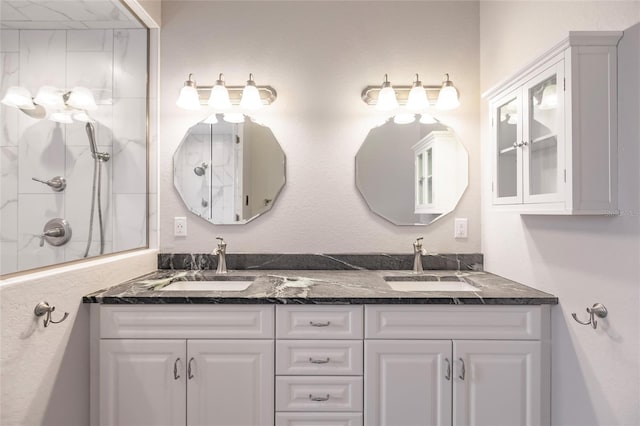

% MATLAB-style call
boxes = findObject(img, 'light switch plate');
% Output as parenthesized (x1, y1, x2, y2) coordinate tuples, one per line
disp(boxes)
(454, 218, 468, 239)
(174, 217, 187, 237)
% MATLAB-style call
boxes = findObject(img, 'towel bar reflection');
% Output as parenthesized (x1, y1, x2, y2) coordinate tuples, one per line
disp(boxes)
(34, 301, 69, 327)
(571, 303, 608, 329)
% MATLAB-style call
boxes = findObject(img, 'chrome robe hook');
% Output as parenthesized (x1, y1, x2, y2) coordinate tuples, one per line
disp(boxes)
(571, 303, 608, 329)
(34, 302, 69, 327)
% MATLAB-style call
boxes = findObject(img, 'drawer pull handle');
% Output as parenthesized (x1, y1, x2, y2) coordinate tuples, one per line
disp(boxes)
(444, 358, 451, 381)
(309, 357, 330, 364)
(309, 394, 330, 402)
(309, 321, 331, 327)
(174, 357, 181, 380)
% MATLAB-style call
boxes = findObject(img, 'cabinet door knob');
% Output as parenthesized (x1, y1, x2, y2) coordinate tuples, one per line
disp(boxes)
(458, 357, 466, 380)
(444, 358, 451, 381)
(188, 357, 195, 379)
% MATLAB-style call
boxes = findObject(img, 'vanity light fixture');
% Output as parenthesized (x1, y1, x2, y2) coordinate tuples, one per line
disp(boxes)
(176, 74, 201, 110)
(175, 73, 277, 110)
(376, 74, 399, 111)
(435, 73, 460, 110)
(208, 73, 232, 110)
(362, 73, 460, 111)
(1, 85, 98, 123)
(393, 113, 416, 124)
(419, 113, 438, 124)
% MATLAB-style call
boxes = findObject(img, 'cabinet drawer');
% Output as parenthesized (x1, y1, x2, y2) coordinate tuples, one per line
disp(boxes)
(276, 306, 363, 339)
(276, 412, 363, 426)
(276, 340, 363, 375)
(99, 305, 274, 339)
(365, 305, 542, 340)
(276, 376, 363, 412)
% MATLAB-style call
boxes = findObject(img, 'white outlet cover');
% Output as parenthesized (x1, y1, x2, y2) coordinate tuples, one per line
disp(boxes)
(174, 217, 187, 236)
(454, 218, 468, 239)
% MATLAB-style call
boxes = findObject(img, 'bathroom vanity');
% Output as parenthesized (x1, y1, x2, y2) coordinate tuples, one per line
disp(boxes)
(85, 261, 556, 426)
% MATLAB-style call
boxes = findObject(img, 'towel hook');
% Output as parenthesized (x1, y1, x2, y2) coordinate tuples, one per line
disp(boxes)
(571, 303, 607, 330)
(34, 301, 69, 327)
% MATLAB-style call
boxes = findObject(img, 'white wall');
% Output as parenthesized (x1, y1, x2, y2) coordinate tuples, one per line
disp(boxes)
(160, 1, 481, 254)
(479, 2, 640, 425)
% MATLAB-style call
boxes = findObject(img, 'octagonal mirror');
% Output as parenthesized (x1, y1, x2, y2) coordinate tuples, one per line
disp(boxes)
(356, 118, 468, 225)
(174, 115, 285, 224)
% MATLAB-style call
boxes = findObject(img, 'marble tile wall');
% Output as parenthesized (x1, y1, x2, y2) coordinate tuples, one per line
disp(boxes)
(0, 28, 147, 275)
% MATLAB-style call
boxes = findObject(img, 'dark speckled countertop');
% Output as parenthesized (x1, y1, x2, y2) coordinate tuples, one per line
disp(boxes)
(83, 269, 557, 305)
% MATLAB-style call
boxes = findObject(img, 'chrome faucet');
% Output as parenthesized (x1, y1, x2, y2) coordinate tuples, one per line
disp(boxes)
(213, 236, 228, 274)
(413, 237, 427, 273)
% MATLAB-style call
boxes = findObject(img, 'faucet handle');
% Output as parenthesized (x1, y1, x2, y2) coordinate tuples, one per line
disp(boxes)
(414, 236, 423, 248)
(215, 236, 226, 249)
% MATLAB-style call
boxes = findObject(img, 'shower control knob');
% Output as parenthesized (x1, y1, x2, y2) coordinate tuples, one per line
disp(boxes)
(32, 176, 66, 192)
(39, 218, 72, 247)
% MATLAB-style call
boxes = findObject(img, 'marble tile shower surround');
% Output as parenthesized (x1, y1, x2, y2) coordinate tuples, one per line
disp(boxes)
(158, 253, 484, 271)
(0, 28, 147, 275)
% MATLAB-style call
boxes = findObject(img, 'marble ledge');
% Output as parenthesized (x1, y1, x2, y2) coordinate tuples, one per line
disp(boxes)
(83, 269, 558, 306)
(157, 253, 484, 272)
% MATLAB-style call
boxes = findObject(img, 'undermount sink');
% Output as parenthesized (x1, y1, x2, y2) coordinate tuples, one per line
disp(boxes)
(384, 275, 479, 292)
(162, 276, 256, 291)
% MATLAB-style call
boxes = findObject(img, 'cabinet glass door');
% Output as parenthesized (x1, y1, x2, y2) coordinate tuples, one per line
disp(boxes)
(493, 91, 522, 204)
(523, 63, 564, 203)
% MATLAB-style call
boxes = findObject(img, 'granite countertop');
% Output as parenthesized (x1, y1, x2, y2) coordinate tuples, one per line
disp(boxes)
(83, 269, 558, 305)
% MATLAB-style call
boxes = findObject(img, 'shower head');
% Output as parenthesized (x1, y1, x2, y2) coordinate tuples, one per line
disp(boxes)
(194, 162, 208, 176)
(85, 122, 98, 159)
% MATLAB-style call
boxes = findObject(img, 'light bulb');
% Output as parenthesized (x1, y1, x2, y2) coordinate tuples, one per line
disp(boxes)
(240, 73, 263, 110)
(34, 86, 65, 109)
(376, 74, 399, 111)
(223, 112, 245, 124)
(176, 74, 201, 110)
(49, 110, 74, 124)
(538, 84, 557, 110)
(436, 74, 460, 110)
(1, 86, 35, 110)
(406, 74, 429, 112)
(208, 73, 231, 110)
(67, 86, 97, 111)
(393, 113, 416, 124)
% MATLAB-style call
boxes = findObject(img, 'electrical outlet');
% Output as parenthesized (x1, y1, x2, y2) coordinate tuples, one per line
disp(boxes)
(454, 218, 468, 239)
(174, 217, 187, 237)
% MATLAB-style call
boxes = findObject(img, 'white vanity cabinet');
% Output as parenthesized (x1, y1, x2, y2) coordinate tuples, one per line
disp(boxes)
(485, 31, 622, 214)
(412, 131, 467, 215)
(364, 305, 550, 426)
(92, 305, 275, 426)
(275, 305, 364, 426)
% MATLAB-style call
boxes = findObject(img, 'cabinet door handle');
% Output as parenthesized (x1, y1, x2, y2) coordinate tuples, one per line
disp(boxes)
(309, 357, 330, 364)
(187, 357, 195, 380)
(444, 358, 451, 381)
(309, 321, 331, 327)
(173, 357, 181, 380)
(458, 357, 466, 380)
(309, 394, 330, 402)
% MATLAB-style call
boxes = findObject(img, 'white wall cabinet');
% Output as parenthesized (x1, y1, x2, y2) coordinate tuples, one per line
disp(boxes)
(485, 31, 622, 214)
(412, 131, 467, 214)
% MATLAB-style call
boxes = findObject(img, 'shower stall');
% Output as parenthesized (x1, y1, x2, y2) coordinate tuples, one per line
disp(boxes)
(0, 1, 149, 275)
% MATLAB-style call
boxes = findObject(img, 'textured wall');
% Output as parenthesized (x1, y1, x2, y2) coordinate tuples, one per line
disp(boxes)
(160, 1, 481, 254)
(479, 2, 640, 424)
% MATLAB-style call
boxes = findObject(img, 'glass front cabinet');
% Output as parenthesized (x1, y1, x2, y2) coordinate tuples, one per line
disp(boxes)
(486, 31, 622, 215)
